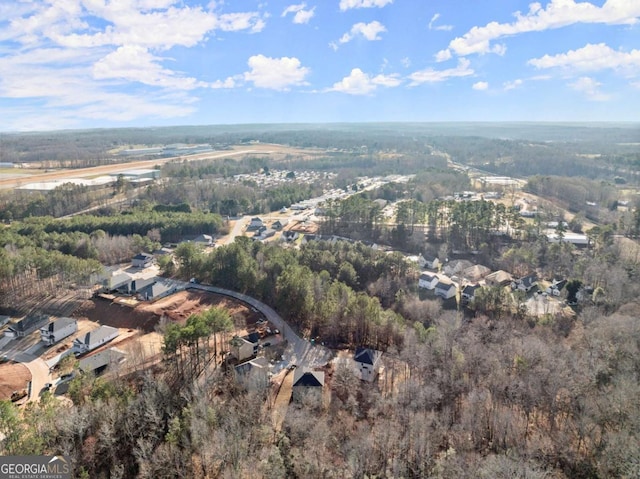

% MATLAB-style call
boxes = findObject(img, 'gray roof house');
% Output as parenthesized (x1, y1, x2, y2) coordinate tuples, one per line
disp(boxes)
(73, 325, 119, 354)
(6, 315, 49, 338)
(40, 317, 78, 346)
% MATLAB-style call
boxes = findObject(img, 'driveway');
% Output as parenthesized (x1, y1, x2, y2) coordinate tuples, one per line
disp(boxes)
(188, 284, 332, 368)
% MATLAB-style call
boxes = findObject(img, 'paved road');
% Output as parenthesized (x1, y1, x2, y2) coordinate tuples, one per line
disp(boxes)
(188, 284, 332, 368)
(219, 216, 250, 245)
(1, 337, 55, 402)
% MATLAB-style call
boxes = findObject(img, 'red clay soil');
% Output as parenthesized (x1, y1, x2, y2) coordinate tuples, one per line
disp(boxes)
(74, 299, 162, 333)
(0, 362, 32, 400)
(73, 290, 258, 333)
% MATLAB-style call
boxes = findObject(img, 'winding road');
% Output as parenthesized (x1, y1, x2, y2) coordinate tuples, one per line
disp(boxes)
(188, 283, 332, 368)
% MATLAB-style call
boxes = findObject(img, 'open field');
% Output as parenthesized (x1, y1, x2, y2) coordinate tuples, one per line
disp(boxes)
(0, 143, 324, 190)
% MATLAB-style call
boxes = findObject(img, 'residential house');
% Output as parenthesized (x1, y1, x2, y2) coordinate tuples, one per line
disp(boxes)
(131, 253, 153, 268)
(443, 259, 473, 277)
(234, 356, 270, 391)
(104, 271, 133, 292)
(485, 270, 513, 287)
(248, 217, 264, 229)
(418, 272, 439, 290)
(256, 228, 276, 240)
(78, 347, 126, 375)
(281, 231, 300, 242)
(406, 255, 427, 269)
(137, 280, 176, 301)
(40, 317, 78, 346)
(461, 284, 480, 303)
(272, 219, 289, 230)
(462, 264, 491, 282)
(193, 234, 213, 246)
(5, 315, 49, 338)
(423, 255, 440, 270)
(229, 332, 260, 362)
(73, 326, 119, 354)
(435, 281, 457, 300)
(546, 279, 567, 297)
(130, 277, 156, 294)
(353, 348, 382, 382)
(292, 367, 325, 403)
(512, 275, 538, 293)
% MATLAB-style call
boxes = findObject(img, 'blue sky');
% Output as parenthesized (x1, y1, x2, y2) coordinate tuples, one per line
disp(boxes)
(0, 0, 639, 131)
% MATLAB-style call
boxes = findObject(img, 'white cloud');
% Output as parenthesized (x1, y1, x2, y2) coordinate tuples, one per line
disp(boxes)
(428, 13, 453, 31)
(472, 81, 489, 90)
(569, 76, 610, 101)
(329, 68, 401, 95)
(243, 55, 310, 90)
(14, 3, 266, 50)
(282, 3, 315, 24)
(339, 21, 386, 44)
(339, 0, 393, 11)
(435, 49, 452, 62)
(0, 1, 272, 126)
(409, 58, 474, 85)
(503, 78, 523, 90)
(401, 57, 411, 68)
(92, 45, 207, 90)
(445, 0, 640, 57)
(528, 43, 640, 74)
(631, 80, 640, 89)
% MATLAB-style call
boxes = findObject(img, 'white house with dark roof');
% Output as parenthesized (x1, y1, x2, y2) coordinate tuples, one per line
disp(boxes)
(353, 348, 382, 382)
(229, 332, 260, 362)
(418, 272, 439, 290)
(292, 367, 325, 403)
(131, 253, 153, 268)
(423, 255, 440, 270)
(73, 325, 119, 354)
(435, 281, 457, 299)
(40, 317, 77, 346)
(512, 274, 538, 293)
(461, 284, 480, 303)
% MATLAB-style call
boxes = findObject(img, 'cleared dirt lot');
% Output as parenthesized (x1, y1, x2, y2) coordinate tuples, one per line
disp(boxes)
(66, 290, 262, 361)
(0, 362, 32, 400)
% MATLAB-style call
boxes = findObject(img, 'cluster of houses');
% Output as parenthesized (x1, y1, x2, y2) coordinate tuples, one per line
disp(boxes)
(247, 217, 291, 241)
(101, 256, 179, 302)
(416, 252, 556, 305)
(415, 252, 575, 315)
(232, 344, 384, 404)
